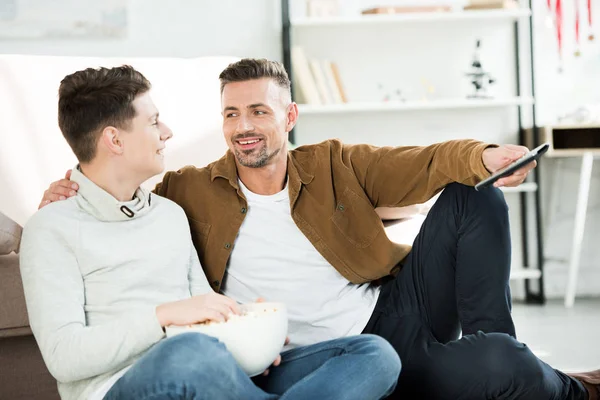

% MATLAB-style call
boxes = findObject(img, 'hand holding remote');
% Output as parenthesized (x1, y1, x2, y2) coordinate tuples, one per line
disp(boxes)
(481, 144, 538, 188)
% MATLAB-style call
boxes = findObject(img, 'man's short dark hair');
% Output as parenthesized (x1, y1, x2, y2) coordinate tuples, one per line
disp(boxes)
(58, 65, 151, 163)
(219, 58, 291, 96)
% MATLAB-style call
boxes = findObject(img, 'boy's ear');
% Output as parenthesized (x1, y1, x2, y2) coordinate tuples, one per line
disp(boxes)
(100, 126, 124, 155)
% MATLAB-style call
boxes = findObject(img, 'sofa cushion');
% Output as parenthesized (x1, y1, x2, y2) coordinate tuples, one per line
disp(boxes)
(0, 211, 22, 255)
(0, 253, 29, 331)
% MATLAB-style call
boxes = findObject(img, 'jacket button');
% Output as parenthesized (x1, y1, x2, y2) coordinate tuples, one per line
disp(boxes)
(224, 243, 231, 249)
(212, 280, 220, 286)
(338, 204, 345, 211)
(241, 207, 247, 214)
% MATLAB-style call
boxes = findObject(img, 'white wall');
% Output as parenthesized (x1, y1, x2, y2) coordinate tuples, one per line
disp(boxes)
(0, 0, 598, 300)
(0, 0, 282, 60)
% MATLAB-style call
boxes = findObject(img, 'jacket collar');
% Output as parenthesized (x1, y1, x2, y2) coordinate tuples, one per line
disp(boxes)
(210, 149, 314, 189)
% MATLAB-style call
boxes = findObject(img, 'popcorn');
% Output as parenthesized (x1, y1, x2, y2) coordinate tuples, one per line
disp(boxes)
(195, 307, 278, 327)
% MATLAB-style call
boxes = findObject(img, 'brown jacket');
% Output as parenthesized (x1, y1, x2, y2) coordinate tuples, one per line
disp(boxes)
(155, 139, 492, 292)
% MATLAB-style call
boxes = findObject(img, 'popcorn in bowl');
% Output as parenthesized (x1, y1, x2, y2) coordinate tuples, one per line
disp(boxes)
(192, 306, 279, 327)
(166, 302, 288, 377)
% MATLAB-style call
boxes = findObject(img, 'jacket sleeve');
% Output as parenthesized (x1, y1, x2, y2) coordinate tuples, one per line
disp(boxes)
(339, 139, 494, 208)
(153, 171, 173, 196)
(19, 213, 165, 383)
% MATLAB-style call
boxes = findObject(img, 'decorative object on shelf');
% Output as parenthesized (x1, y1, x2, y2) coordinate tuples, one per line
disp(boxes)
(463, 0, 518, 10)
(419, 78, 436, 101)
(377, 84, 406, 103)
(361, 6, 451, 15)
(306, 0, 339, 17)
(557, 105, 600, 125)
(465, 39, 495, 98)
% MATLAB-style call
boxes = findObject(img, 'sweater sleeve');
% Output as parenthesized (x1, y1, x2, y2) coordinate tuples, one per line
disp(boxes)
(339, 139, 494, 208)
(188, 239, 212, 296)
(19, 212, 165, 383)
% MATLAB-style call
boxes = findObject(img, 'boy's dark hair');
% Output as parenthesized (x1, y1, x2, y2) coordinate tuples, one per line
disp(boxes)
(219, 58, 291, 96)
(58, 65, 151, 163)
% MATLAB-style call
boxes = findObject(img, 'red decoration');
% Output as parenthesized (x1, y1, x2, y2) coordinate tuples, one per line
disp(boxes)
(556, 0, 563, 70)
(588, 0, 595, 40)
(575, 0, 581, 56)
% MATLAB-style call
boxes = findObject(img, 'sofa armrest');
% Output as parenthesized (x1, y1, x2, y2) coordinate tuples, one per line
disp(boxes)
(0, 326, 33, 338)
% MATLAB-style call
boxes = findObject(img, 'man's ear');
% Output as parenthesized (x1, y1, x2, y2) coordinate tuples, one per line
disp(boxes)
(100, 126, 124, 155)
(285, 102, 299, 133)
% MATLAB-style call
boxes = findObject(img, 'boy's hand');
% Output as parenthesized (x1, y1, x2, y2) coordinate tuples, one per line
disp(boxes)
(156, 292, 241, 327)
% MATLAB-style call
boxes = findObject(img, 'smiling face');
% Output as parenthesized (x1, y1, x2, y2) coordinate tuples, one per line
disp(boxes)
(118, 92, 173, 180)
(221, 78, 294, 169)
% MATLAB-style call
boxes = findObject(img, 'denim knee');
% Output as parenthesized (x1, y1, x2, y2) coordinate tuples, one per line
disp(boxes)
(159, 333, 237, 381)
(362, 334, 402, 391)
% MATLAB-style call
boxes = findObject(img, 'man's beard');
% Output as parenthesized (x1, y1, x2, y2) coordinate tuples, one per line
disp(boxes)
(235, 145, 280, 168)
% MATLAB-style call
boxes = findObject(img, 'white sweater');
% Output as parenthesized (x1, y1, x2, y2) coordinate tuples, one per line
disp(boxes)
(19, 167, 212, 400)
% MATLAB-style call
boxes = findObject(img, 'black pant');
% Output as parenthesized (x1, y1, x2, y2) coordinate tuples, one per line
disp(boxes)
(362, 183, 586, 400)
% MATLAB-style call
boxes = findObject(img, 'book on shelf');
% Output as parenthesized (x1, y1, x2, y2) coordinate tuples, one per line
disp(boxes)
(291, 46, 321, 104)
(322, 61, 346, 104)
(361, 6, 451, 15)
(291, 46, 347, 105)
(306, 0, 339, 17)
(463, 0, 518, 10)
(309, 59, 333, 104)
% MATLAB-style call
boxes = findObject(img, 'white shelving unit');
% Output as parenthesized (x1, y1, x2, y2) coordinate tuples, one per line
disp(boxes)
(500, 182, 538, 193)
(298, 97, 535, 115)
(281, 1, 545, 302)
(510, 267, 543, 280)
(292, 8, 531, 27)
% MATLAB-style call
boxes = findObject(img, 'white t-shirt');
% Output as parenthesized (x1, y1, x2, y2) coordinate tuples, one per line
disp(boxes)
(222, 180, 380, 350)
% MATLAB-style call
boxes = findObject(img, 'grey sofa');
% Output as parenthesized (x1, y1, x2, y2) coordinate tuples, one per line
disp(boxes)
(1, 213, 60, 400)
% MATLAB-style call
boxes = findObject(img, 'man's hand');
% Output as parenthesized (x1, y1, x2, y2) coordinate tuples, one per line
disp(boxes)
(156, 292, 241, 327)
(481, 144, 536, 188)
(263, 336, 290, 376)
(39, 169, 79, 209)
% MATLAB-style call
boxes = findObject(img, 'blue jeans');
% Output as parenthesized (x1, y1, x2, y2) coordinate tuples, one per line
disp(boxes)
(103, 332, 400, 400)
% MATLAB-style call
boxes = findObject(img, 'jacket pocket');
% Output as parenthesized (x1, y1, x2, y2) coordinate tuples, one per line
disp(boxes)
(331, 187, 382, 248)
(188, 217, 211, 251)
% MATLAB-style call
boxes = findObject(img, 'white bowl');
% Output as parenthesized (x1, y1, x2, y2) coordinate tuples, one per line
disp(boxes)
(165, 302, 288, 377)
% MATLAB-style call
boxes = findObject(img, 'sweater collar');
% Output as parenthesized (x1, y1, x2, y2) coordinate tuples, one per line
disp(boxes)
(70, 166, 153, 222)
